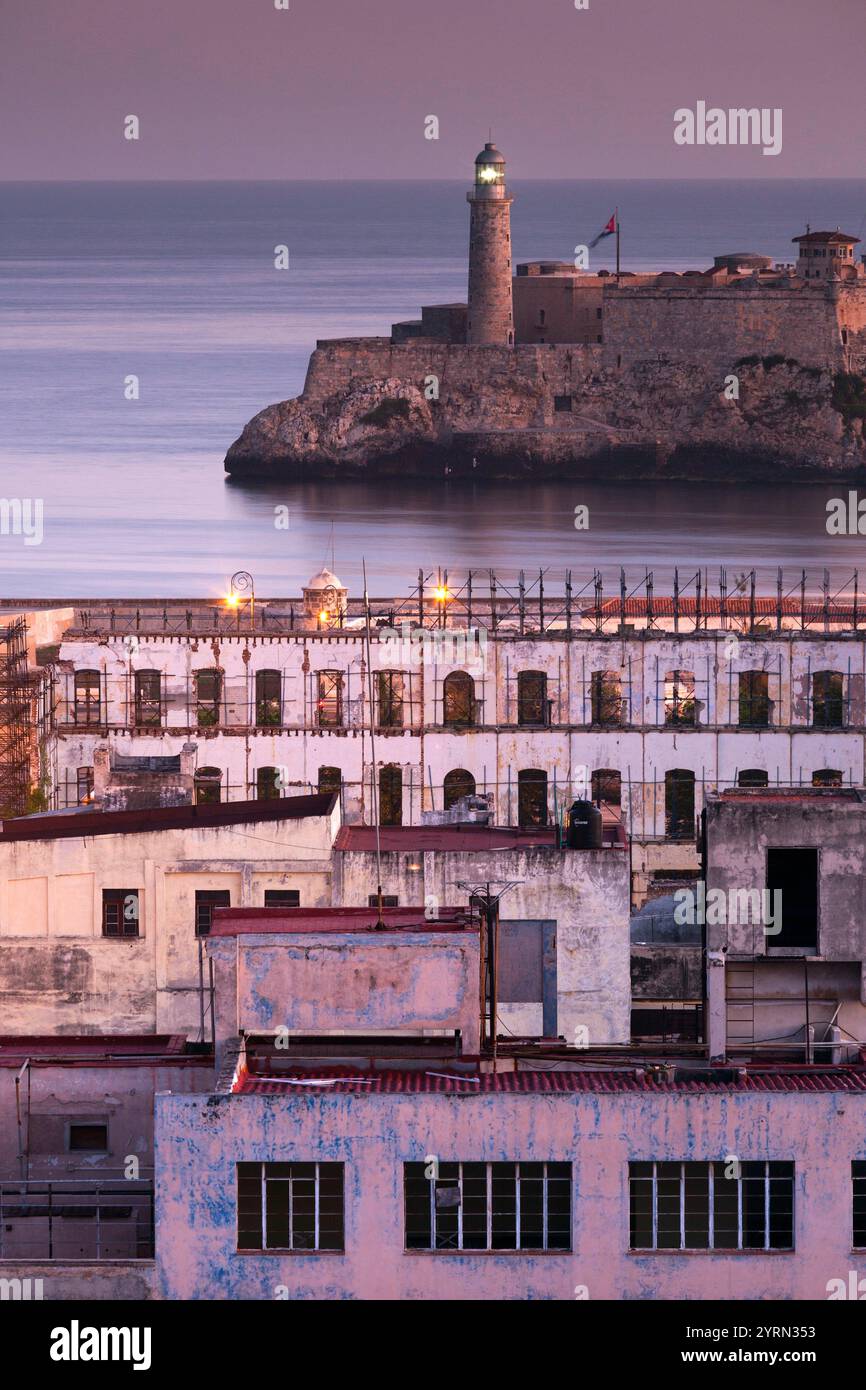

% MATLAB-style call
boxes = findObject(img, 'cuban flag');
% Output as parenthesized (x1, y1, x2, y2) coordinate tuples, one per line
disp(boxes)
(589, 213, 617, 248)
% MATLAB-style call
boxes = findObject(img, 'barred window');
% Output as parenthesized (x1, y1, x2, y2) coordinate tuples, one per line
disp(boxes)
(377, 671, 404, 728)
(264, 890, 300, 908)
(812, 671, 844, 729)
(255, 670, 282, 727)
(237, 1162, 344, 1252)
(74, 669, 101, 726)
(404, 1161, 571, 1252)
(738, 670, 770, 727)
(134, 670, 162, 727)
(629, 1161, 794, 1251)
(317, 672, 344, 728)
(664, 669, 696, 726)
(853, 1162, 866, 1248)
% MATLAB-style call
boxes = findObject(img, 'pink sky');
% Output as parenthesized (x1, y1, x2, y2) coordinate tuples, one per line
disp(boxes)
(1, 0, 864, 179)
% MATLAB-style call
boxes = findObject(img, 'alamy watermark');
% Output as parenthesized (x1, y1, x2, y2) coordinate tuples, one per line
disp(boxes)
(0, 497, 43, 546)
(674, 102, 782, 157)
(375, 621, 487, 675)
(674, 881, 782, 935)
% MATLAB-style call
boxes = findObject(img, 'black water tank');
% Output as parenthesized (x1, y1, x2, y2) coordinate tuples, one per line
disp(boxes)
(566, 799, 604, 849)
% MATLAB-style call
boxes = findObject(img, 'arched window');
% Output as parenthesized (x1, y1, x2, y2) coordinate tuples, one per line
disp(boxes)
(134, 670, 161, 727)
(195, 669, 222, 728)
(517, 670, 548, 726)
(444, 768, 476, 809)
(813, 768, 843, 787)
(665, 769, 695, 841)
(591, 769, 621, 806)
(317, 766, 341, 796)
(812, 671, 844, 728)
(518, 769, 548, 827)
(73, 670, 101, 726)
(590, 670, 623, 726)
(664, 670, 696, 726)
(256, 766, 280, 800)
(738, 769, 768, 788)
(194, 766, 223, 805)
(255, 670, 281, 727)
(443, 671, 475, 726)
(379, 765, 402, 826)
(738, 671, 770, 727)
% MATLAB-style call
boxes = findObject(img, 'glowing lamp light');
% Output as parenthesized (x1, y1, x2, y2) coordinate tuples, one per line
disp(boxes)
(319, 610, 329, 623)
(225, 592, 239, 609)
(477, 165, 499, 183)
(433, 585, 449, 603)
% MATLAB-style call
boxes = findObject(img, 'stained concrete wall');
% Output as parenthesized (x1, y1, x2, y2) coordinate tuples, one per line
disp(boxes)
(336, 845, 630, 1044)
(208, 929, 481, 1054)
(0, 809, 337, 1035)
(154, 1087, 866, 1300)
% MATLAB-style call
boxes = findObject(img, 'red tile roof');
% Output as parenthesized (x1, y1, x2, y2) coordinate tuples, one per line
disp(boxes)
(233, 1065, 866, 1096)
(0, 791, 337, 842)
(210, 905, 477, 936)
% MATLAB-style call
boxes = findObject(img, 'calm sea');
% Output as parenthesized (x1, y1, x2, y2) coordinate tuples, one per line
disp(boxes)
(2, 179, 866, 598)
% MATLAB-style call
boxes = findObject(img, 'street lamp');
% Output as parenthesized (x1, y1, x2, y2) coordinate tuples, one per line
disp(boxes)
(228, 571, 255, 630)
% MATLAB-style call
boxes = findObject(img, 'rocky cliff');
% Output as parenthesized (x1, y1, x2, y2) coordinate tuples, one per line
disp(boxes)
(224, 342, 866, 481)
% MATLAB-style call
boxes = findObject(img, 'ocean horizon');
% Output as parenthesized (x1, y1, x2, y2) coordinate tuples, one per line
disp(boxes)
(2, 178, 865, 598)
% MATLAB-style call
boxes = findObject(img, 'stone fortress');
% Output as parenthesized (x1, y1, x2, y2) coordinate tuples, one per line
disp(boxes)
(226, 141, 866, 481)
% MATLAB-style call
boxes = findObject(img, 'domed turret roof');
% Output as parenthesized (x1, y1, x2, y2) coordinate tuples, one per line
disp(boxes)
(305, 567, 343, 590)
(475, 142, 505, 165)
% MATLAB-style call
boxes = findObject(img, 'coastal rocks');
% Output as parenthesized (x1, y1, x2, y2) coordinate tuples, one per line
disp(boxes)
(224, 348, 866, 481)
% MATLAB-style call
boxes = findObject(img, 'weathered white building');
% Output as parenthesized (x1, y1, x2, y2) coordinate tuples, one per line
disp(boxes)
(14, 573, 866, 901)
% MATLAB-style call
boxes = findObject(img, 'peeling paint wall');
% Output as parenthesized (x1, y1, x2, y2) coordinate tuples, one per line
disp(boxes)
(337, 845, 630, 1044)
(219, 930, 481, 1052)
(154, 1089, 866, 1301)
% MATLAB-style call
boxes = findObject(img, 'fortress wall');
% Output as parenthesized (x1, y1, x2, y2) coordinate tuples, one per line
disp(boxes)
(602, 286, 844, 371)
(303, 340, 602, 403)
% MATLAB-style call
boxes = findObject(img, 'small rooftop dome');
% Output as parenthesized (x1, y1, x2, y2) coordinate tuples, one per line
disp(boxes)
(475, 142, 505, 165)
(305, 567, 343, 591)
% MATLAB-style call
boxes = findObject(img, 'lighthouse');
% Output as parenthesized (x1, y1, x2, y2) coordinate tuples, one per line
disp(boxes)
(466, 142, 514, 346)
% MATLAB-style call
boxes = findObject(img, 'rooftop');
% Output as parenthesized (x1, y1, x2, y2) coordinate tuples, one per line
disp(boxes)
(0, 790, 338, 842)
(232, 1063, 866, 1096)
(334, 822, 625, 852)
(210, 905, 476, 937)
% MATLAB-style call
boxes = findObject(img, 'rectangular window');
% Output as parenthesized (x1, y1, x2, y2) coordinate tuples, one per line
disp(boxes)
(134, 670, 162, 727)
(766, 848, 818, 950)
(377, 671, 404, 728)
(404, 1161, 571, 1252)
(854, 1162, 866, 1248)
(69, 1123, 108, 1152)
(264, 890, 300, 908)
(317, 672, 343, 728)
(195, 889, 231, 937)
(629, 1161, 794, 1251)
(237, 1162, 344, 1251)
(368, 894, 398, 908)
(553, 395, 572, 412)
(102, 888, 140, 938)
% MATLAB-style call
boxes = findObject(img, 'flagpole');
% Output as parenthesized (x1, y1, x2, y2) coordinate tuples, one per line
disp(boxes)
(616, 206, 620, 285)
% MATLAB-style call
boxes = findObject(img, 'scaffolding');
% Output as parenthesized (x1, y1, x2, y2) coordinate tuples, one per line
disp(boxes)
(0, 618, 32, 818)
